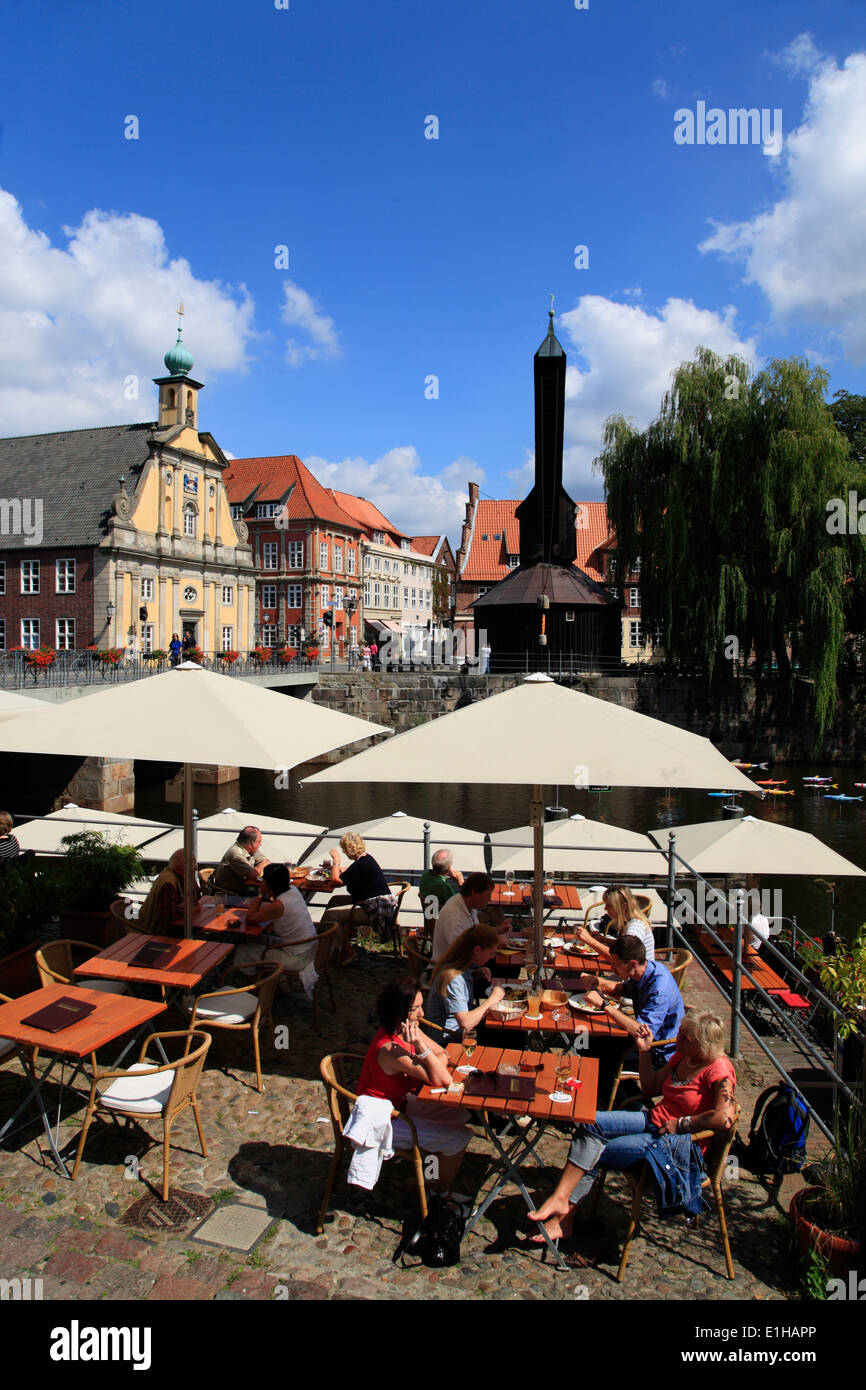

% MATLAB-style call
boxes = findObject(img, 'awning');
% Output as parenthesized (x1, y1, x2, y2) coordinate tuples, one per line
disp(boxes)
(366, 619, 403, 635)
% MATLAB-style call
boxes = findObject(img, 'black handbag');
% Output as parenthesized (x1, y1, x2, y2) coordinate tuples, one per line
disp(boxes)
(392, 1194, 465, 1268)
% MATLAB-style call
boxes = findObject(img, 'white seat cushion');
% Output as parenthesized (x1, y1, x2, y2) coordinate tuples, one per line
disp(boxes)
(194, 991, 257, 1026)
(79, 979, 128, 995)
(99, 1061, 174, 1114)
(0, 1037, 15, 1060)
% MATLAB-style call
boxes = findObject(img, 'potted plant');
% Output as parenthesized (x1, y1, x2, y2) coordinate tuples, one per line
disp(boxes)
(251, 645, 273, 664)
(790, 1099, 865, 1279)
(93, 647, 126, 669)
(0, 857, 66, 994)
(10, 645, 58, 681)
(304, 645, 320, 662)
(277, 647, 298, 664)
(217, 649, 239, 665)
(56, 831, 145, 948)
(801, 926, 866, 1037)
(144, 649, 167, 665)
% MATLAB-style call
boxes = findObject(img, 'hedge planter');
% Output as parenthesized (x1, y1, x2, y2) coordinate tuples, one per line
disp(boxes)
(0, 942, 39, 997)
(790, 1186, 862, 1277)
(57, 907, 113, 950)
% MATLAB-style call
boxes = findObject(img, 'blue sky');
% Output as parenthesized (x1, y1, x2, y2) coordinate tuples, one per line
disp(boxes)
(1, 0, 865, 540)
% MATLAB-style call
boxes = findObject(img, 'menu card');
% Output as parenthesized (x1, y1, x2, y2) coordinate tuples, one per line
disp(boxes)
(21, 996, 97, 1033)
(463, 1071, 535, 1101)
(129, 940, 178, 968)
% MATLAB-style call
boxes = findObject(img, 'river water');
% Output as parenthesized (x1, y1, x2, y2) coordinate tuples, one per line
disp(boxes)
(135, 757, 866, 944)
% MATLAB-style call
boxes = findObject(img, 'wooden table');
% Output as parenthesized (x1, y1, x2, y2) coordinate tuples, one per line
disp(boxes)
(494, 936, 605, 971)
(0, 984, 166, 1178)
(695, 929, 788, 992)
(177, 898, 266, 938)
(419, 1042, 598, 1270)
(491, 883, 583, 915)
(74, 933, 234, 998)
(484, 1000, 631, 1047)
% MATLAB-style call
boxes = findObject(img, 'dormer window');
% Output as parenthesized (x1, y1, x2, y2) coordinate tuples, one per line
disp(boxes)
(373, 530, 386, 544)
(493, 532, 501, 540)
(507, 555, 519, 569)
(401, 539, 411, 552)
(231, 505, 244, 519)
(481, 534, 489, 541)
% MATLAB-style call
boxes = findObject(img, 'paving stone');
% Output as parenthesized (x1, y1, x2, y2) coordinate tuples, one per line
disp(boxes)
(86, 1264, 157, 1300)
(94, 1229, 152, 1261)
(145, 1272, 219, 1301)
(42, 1250, 107, 1285)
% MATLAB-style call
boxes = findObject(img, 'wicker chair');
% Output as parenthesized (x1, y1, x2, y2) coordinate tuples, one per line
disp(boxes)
(386, 881, 412, 959)
(316, 1052, 427, 1234)
(72, 1030, 212, 1202)
(188, 962, 281, 1092)
(605, 1037, 679, 1110)
(276, 926, 339, 1029)
(109, 897, 149, 939)
(35, 940, 128, 995)
(654, 948, 694, 990)
(592, 1098, 741, 1282)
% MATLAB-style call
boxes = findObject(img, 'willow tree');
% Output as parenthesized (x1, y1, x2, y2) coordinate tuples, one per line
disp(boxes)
(595, 349, 866, 738)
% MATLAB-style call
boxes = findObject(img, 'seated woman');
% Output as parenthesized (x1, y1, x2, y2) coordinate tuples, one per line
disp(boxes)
(0, 811, 20, 862)
(357, 975, 471, 1197)
(237, 863, 318, 974)
(574, 885, 655, 964)
(425, 923, 505, 1044)
(320, 832, 394, 964)
(528, 1009, 736, 1243)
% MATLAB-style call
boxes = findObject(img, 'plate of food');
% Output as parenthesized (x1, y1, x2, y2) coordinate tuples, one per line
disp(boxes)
(545, 936, 566, 948)
(568, 996, 609, 1015)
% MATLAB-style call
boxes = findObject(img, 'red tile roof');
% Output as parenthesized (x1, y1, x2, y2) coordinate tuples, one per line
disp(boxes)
(459, 497, 610, 583)
(328, 490, 408, 540)
(224, 455, 362, 530)
(410, 535, 442, 556)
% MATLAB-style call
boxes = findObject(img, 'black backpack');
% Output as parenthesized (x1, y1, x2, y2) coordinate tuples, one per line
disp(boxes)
(392, 1194, 465, 1268)
(740, 1083, 810, 1174)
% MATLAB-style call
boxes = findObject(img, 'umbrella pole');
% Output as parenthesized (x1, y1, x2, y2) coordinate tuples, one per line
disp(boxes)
(183, 762, 194, 939)
(531, 784, 544, 985)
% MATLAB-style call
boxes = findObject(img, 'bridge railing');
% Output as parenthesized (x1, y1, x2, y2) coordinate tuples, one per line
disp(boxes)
(0, 648, 330, 688)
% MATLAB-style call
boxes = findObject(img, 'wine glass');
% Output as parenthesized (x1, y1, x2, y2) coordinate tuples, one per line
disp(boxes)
(463, 1029, 477, 1062)
(554, 1058, 570, 1092)
(504, 869, 515, 898)
(544, 871, 555, 897)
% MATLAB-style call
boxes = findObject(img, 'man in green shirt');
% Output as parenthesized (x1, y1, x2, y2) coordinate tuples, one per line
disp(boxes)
(419, 848, 464, 932)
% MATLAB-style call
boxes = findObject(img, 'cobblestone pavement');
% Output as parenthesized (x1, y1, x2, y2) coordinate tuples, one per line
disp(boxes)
(0, 949, 815, 1302)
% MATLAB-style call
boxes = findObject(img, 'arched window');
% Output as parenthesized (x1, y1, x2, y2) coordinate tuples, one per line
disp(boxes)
(184, 503, 197, 539)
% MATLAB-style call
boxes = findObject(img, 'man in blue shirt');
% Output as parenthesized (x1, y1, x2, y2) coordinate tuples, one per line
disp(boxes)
(581, 935, 684, 1067)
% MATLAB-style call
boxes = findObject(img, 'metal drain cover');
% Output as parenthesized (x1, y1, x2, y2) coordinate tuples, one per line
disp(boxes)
(120, 1189, 214, 1232)
(189, 1203, 275, 1252)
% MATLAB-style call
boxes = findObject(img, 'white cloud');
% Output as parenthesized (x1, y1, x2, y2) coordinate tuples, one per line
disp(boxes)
(621, 286, 643, 300)
(652, 78, 670, 100)
(0, 189, 254, 434)
(558, 295, 757, 493)
(281, 280, 341, 365)
(699, 46, 866, 362)
(305, 446, 483, 539)
(768, 32, 827, 78)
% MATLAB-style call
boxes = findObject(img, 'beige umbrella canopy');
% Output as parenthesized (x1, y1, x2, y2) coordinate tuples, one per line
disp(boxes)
(306, 675, 759, 971)
(0, 664, 390, 933)
(306, 811, 488, 875)
(15, 804, 173, 855)
(490, 813, 669, 877)
(648, 815, 866, 878)
(143, 809, 326, 866)
(0, 688, 46, 722)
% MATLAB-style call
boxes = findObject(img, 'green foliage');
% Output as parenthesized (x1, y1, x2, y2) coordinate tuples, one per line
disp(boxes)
(57, 831, 145, 913)
(799, 1246, 830, 1300)
(0, 857, 66, 954)
(595, 350, 866, 738)
(800, 926, 866, 1039)
(799, 1107, 865, 1240)
(830, 390, 866, 467)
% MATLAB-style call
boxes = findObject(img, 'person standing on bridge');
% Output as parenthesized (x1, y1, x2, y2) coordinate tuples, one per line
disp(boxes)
(169, 633, 182, 667)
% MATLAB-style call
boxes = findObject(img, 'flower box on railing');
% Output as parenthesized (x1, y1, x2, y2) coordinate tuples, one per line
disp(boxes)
(250, 647, 273, 663)
(185, 647, 205, 664)
(92, 647, 126, 667)
(277, 648, 298, 664)
(11, 645, 58, 675)
(217, 650, 240, 665)
(143, 649, 168, 664)
(304, 647, 320, 662)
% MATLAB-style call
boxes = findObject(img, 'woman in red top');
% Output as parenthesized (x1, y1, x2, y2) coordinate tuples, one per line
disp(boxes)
(529, 1010, 736, 1243)
(357, 975, 471, 1196)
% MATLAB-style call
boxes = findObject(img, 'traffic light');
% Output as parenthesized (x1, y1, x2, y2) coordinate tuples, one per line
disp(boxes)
(139, 606, 148, 621)
(322, 611, 333, 627)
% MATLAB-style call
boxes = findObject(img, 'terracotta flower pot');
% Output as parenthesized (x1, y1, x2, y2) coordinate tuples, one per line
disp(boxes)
(790, 1186, 861, 1276)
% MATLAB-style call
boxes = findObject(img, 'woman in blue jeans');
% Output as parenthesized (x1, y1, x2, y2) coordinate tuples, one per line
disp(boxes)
(528, 1010, 736, 1243)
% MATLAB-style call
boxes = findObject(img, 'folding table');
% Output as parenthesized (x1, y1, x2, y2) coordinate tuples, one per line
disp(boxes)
(74, 933, 233, 1011)
(418, 1042, 598, 1271)
(0, 984, 166, 1178)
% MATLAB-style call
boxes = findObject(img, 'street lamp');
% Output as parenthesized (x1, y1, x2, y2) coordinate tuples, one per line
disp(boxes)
(106, 599, 115, 641)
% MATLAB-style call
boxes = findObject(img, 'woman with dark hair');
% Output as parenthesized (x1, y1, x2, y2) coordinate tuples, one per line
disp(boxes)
(236, 862, 318, 971)
(0, 811, 20, 862)
(356, 975, 471, 1195)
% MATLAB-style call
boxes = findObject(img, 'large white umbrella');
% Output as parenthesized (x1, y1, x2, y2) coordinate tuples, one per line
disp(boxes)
(647, 815, 866, 878)
(0, 689, 46, 722)
(490, 813, 668, 877)
(15, 804, 173, 855)
(0, 664, 390, 933)
(306, 811, 488, 875)
(305, 675, 760, 972)
(143, 808, 326, 866)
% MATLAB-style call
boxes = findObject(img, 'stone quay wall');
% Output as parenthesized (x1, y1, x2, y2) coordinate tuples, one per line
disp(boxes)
(310, 670, 866, 763)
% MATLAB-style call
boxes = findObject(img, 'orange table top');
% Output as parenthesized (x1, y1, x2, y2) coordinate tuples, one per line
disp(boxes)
(485, 1000, 630, 1040)
(418, 1042, 598, 1123)
(0, 984, 166, 1059)
(177, 898, 266, 937)
(491, 883, 583, 913)
(695, 929, 786, 992)
(75, 934, 233, 989)
(494, 935, 606, 971)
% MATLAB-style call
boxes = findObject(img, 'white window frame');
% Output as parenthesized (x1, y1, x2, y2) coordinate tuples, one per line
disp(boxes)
(287, 583, 303, 608)
(363, 581, 371, 605)
(56, 559, 76, 594)
(261, 584, 277, 610)
(334, 585, 344, 609)
(141, 576, 155, 601)
(347, 548, 356, 574)
(20, 560, 39, 595)
(262, 542, 278, 571)
(183, 504, 196, 538)
(319, 541, 329, 568)
(221, 625, 234, 651)
(255, 502, 280, 519)
(55, 618, 75, 651)
(321, 584, 330, 607)
(21, 618, 39, 649)
(373, 582, 381, 607)
(288, 540, 304, 569)
(629, 620, 643, 648)
(261, 625, 278, 647)
(143, 623, 156, 653)
(629, 587, 640, 608)
(334, 543, 343, 571)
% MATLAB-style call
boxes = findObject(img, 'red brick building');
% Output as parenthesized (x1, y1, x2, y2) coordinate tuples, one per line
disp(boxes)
(224, 455, 364, 655)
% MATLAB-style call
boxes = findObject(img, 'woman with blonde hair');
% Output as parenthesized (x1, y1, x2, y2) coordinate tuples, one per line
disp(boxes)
(320, 831, 393, 963)
(529, 1009, 735, 1244)
(425, 923, 505, 1043)
(576, 884, 655, 962)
